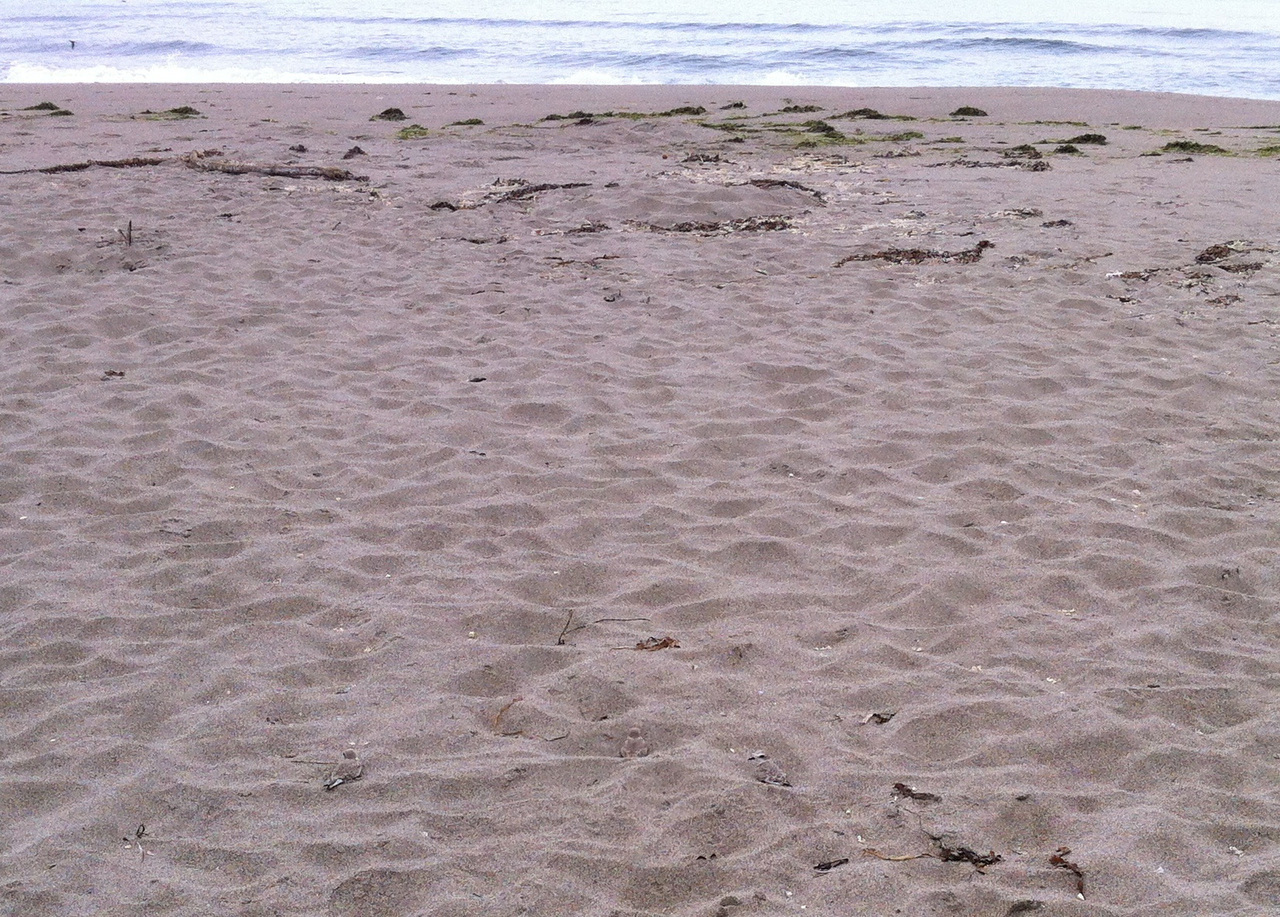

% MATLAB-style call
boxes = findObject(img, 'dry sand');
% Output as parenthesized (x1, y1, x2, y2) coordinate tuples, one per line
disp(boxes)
(1, 84, 1279, 916)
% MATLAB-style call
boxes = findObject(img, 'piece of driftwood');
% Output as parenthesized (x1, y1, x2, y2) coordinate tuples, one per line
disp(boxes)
(0, 156, 168, 175)
(181, 151, 366, 181)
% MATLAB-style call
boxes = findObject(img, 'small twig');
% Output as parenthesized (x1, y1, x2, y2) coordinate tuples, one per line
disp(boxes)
(592, 616, 650, 624)
(556, 611, 574, 645)
(126, 220, 132, 246)
(862, 847, 929, 862)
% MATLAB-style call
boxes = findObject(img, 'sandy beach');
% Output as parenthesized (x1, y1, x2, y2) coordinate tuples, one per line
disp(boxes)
(1, 83, 1278, 916)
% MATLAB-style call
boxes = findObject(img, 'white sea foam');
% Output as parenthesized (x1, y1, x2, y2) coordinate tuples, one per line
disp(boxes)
(3, 1, 1279, 97)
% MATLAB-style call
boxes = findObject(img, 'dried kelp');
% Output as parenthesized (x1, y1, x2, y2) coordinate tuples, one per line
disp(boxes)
(181, 151, 366, 181)
(0, 156, 168, 175)
(636, 215, 791, 235)
(837, 240, 993, 266)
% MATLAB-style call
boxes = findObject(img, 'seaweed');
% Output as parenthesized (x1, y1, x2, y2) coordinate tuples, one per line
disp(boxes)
(138, 106, 202, 120)
(780, 104, 824, 113)
(395, 124, 431, 139)
(872, 130, 924, 142)
(720, 101, 746, 109)
(371, 107, 407, 121)
(1196, 243, 1238, 263)
(892, 782, 941, 802)
(449, 118, 484, 126)
(1065, 133, 1107, 145)
(800, 119, 843, 137)
(837, 107, 888, 119)
(542, 106, 706, 121)
(749, 177, 825, 201)
(931, 158, 1049, 172)
(950, 106, 988, 117)
(632, 636, 679, 651)
(933, 843, 1002, 870)
(814, 858, 850, 872)
(1002, 144, 1042, 159)
(1162, 140, 1231, 154)
(1054, 144, 1081, 154)
(837, 240, 993, 266)
(637, 215, 791, 234)
(485, 181, 589, 204)
(936, 136, 964, 143)
(0, 156, 167, 175)
(22, 101, 61, 111)
(1256, 144, 1280, 156)
(181, 151, 366, 181)
(1049, 847, 1085, 898)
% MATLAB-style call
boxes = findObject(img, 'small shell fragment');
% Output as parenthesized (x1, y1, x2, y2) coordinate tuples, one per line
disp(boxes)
(620, 727, 651, 758)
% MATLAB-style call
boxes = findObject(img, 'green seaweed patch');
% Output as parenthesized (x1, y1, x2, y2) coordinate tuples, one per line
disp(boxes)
(139, 106, 202, 120)
(1122, 125, 1143, 130)
(449, 118, 484, 126)
(372, 107, 407, 121)
(1162, 139, 1231, 154)
(23, 101, 62, 111)
(935, 136, 964, 143)
(1024, 119, 1089, 127)
(1054, 144, 1082, 154)
(780, 104, 824, 113)
(791, 120, 863, 146)
(395, 123, 432, 139)
(950, 106, 988, 117)
(698, 120, 752, 133)
(870, 130, 924, 142)
(1256, 145, 1280, 157)
(1066, 133, 1107, 145)
(765, 119, 869, 147)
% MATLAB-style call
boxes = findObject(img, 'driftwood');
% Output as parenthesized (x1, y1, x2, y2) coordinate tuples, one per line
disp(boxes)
(181, 151, 366, 181)
(0, 157, 167, 175)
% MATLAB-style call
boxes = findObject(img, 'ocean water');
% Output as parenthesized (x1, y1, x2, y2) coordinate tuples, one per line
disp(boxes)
(3, 0, 1279, 99)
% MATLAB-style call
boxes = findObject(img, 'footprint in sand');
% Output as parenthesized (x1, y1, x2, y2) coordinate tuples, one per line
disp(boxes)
(620, 727, 651, 758)
(323, 749, 363, 790)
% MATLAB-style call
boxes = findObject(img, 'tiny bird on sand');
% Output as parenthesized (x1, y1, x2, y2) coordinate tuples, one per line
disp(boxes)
(620, 727, 651, 758)
(323, 749, 363, 790)
(751, 753, 791, 787)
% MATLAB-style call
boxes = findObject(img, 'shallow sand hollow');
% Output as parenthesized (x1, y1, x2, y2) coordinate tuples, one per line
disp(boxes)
(1, 84, 1279, 916)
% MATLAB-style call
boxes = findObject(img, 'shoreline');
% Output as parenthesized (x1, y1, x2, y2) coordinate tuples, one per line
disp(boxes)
(2, 82, 1279, 916)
